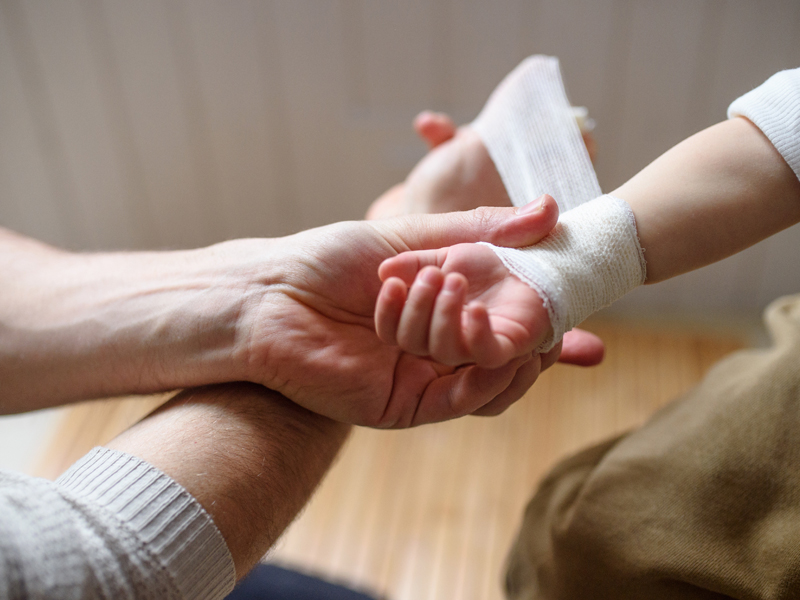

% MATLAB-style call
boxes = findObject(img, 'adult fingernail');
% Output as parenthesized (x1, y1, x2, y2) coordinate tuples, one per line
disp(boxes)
(515, 195, 548, 215)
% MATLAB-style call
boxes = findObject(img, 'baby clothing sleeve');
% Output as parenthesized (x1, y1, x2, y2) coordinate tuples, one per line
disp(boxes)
(728, 67, 800, 182)
(0, 446, 235, 600)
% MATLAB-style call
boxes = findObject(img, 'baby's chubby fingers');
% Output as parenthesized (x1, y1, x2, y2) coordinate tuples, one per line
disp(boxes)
(396, 266, 444, 355)
(428, 273, 471, 365)
(375, 277, 408, 345)
(465, 302, 518, 369)
(378, 248, 448, 286)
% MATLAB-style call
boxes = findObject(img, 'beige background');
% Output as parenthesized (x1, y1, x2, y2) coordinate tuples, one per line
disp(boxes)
(1, 3, 796, 593)
(1, 0, 799, 317)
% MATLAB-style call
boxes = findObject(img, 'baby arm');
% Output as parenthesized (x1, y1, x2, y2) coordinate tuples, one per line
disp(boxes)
(375, 192, 643, 367)
(614, 116, 800, 284)
(376, 114, 800, 368)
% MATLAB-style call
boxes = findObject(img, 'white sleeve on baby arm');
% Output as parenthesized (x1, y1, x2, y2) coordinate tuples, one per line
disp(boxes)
(728, 68, 800, 182)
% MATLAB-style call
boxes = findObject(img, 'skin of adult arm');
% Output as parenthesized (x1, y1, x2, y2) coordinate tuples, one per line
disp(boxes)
(0, 205, 564, 426)
(0, 227, 254, 412)
(105, 382, 350, 580)
(613, 117, 800, 283)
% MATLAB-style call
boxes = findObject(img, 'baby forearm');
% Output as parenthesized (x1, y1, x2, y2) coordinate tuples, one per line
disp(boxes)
(613, 117, 800, 284)
(465, 118, 800, 356)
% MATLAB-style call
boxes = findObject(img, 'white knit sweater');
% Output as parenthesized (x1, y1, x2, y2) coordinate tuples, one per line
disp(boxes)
(0, 447, 234, 599)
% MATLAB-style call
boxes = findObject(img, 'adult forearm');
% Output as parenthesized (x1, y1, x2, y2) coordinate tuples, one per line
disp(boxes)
(0, 230, 268, 413)
(105, 383, 350, 579)
(613, 117, 800, 283)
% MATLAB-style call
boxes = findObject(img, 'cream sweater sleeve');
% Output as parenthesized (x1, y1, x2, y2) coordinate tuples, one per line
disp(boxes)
(0, 447, 234, 600)
(728, 68, 800, 182)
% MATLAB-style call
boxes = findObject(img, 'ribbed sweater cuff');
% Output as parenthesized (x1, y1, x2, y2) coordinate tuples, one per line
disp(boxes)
(728, 68, 800, 183)
(56, 447, 235, 600)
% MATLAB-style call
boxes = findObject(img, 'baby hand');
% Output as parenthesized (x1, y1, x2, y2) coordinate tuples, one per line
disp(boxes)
(375, 242, 552, 369)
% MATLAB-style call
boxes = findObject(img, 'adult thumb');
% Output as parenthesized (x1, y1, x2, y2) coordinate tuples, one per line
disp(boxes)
(375, 194, 559, 252)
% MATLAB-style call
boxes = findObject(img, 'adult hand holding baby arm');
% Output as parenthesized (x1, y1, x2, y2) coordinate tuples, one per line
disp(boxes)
(375, 193, 643, 374)
(375, 113, 800, 377)
(237, 202, 564, 427)
(367, 110, 605, 367)
(375, 196, 556, 371)
(0, 205, 552, 426)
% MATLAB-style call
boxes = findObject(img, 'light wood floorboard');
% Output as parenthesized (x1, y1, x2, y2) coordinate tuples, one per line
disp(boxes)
(34, 319, 746, 599)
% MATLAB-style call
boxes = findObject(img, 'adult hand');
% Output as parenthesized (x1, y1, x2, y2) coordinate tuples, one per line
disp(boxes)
(234, 198, 562, 428)
(0, 112, 600, 420)
(366, 112, 511, 219)
(366, 110, 597, 219)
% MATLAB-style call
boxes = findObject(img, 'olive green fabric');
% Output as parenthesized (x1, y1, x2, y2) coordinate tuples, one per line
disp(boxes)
(505, 295, 800, 600)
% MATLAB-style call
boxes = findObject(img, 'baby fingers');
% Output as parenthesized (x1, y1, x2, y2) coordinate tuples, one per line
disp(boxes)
(428, 272, 471, 365)
(396, 266, 445, 355)
(465, 302, 518, 369)
(375, 277, 408, 345)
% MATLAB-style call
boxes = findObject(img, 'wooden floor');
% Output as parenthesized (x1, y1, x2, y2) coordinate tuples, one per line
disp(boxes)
(35, 319, 746, 600)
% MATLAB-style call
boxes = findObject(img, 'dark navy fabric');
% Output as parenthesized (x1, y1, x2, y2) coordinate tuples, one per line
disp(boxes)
(225, 564, 381, 600)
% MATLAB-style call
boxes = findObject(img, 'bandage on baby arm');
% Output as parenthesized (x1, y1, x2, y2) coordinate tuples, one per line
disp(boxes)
(465, 60, 800, 355)
(470, 56, 602, 211)
(481, 196, 646, 352)
(471, 56, 646, 351)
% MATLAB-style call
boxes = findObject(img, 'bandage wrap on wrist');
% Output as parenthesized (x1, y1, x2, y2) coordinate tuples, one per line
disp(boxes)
(471, 55, 646, 350)
(470, 55, 601, 212)
(482, 195, 646, 352)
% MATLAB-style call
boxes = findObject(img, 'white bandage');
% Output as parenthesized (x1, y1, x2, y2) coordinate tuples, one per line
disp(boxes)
(470, 56, 601, 212)
(481, 196, 646, 351)
(471, 57, 646, 351)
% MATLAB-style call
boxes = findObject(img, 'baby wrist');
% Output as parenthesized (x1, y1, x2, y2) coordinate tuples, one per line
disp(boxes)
(482, 195, 646, 352)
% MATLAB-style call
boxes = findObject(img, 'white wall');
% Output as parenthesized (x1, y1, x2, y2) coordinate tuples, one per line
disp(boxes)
(1, 0, 799, 315)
